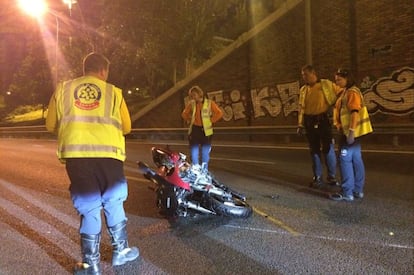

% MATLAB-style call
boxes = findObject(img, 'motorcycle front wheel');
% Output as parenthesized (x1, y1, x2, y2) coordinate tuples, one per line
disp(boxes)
(210, 195, 253, 218)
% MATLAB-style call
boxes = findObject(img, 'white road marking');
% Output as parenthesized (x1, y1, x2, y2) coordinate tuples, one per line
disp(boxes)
(224, 224, 414, 250)
(211, 157, 275, 165)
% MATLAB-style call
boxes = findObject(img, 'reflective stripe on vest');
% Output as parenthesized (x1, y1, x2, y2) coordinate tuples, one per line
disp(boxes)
(60, 144, 121, 154)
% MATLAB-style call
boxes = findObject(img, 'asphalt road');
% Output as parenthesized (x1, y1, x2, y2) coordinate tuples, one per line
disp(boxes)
(0, 138, 413, 274)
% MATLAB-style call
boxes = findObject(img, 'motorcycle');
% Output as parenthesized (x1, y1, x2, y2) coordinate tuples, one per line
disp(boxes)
(137, 146, 252, 218)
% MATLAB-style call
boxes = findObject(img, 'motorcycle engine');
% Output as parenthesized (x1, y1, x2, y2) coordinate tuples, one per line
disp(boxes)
(156, 182, 191, 217)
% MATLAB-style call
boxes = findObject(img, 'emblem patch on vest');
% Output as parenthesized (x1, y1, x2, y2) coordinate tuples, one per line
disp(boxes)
(74, 83, 101, 110)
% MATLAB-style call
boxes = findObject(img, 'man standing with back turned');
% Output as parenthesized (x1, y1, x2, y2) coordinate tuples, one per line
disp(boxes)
(46, 52, 139, 274)
(297, 65, 340, 188)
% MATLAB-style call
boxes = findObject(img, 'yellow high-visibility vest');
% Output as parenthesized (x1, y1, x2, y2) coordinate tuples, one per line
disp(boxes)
(55, 76, 126, 161)
(188, 99, 213, 136)
(337, 86, 373, 138)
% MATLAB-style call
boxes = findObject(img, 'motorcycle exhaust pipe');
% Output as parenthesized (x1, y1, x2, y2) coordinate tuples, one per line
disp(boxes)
(184, 201, 216, 215)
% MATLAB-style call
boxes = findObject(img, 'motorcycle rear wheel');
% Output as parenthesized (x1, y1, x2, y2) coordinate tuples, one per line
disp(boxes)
(210, 195, 252, 218)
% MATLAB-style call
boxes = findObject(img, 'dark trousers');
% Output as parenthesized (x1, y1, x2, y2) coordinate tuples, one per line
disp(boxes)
(304, 113, 337, 178)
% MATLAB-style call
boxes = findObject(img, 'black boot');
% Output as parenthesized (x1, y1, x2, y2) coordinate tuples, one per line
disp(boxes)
(73, 233, 102, 275)
(108, 220, 140, 266)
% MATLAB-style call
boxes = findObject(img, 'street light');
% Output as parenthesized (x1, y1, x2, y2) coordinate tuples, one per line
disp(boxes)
(63, 0, 77, 16)
(18, 0, 76, 86)
(18, 0, 59, 84)
(18, 0, 47, 18)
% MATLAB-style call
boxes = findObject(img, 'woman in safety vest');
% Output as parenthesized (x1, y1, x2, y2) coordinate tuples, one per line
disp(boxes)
(330, 68, 371, 202)
(181, 85, 223, 170)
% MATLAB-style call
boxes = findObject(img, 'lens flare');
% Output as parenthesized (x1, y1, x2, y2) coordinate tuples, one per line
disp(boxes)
(18, 0, 47, 18)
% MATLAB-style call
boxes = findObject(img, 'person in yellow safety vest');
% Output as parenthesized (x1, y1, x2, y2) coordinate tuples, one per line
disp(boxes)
(298, 65, 342, 188)
(181, 85, 223, 170)
(45, 53, 139, 275)
(330, 68, 372, 202)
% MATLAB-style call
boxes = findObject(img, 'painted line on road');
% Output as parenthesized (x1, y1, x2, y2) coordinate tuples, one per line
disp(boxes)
(252, 206, 301, 236)
(308, 233, 414, 250)
(126, 175, 151, 183)
(212, 157, 275, 165)
(224, 224, 414, 250)
(129, 140, 414, 155)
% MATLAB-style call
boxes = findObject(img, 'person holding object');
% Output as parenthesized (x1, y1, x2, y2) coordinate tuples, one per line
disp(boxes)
(297, 65, 341, 188)
(46, 53, 139, 274)
(181, 85, 223, 170)
(330, 68, 373, 202)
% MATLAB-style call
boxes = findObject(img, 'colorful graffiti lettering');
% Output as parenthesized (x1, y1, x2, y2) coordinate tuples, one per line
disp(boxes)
(206, 81, 299, 122)
(363, 67, 414, 116)
(186, 67, 413, 122)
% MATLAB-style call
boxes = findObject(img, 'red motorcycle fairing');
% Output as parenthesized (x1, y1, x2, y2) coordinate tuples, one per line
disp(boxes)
(152, 148, 191, 190)
(165, 167, 191, 190)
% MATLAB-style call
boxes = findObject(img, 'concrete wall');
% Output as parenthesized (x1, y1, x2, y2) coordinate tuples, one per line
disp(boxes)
(135, 0, 414, 129)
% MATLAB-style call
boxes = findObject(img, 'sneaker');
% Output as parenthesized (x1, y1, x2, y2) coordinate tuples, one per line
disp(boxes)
(353, 192, 364, 199)
(330, 192, 354, 202)
(326, 176, 340, 186)
(310, 176, 323, 188)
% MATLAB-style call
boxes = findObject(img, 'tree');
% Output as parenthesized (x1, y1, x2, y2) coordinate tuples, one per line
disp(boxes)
(99, 0, 254, 97)
(8, 33, 54, 107)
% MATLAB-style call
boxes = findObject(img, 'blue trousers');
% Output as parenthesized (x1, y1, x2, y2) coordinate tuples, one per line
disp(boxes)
(190, 143, 211, 168)
(188, 125, 212, 168)
(339, 140, 365, 196)
(66, 158, 128, 235)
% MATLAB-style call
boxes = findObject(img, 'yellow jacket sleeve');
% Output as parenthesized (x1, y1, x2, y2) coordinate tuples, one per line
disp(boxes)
(120, 99, 131, 135)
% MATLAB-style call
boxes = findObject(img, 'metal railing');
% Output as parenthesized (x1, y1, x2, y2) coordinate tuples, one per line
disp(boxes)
(1, 124, 413, 147)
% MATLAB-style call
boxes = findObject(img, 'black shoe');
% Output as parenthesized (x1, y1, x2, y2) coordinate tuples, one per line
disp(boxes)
(326, 176, 340, 186)
(310, 176, 323, 188)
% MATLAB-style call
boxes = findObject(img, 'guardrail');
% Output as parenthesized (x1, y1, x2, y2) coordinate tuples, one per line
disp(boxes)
(1, 124, 413, 147)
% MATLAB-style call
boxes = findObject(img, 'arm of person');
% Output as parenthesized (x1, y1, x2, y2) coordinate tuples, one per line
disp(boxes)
(347, 89, 362, 130)
(210, 101, 223, 123)
(120, 99, 131, 135)
(297, 85, 307, 127)
(181, 102, 193, 124)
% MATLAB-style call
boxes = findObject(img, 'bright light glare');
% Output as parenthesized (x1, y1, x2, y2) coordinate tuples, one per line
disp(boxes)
(63, 0, 77, 10)
(18, 0, 47, 18)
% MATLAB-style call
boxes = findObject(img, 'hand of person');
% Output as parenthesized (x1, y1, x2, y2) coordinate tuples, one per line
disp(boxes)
(296, 126, 304, 136)
(347, 129, 355, 144)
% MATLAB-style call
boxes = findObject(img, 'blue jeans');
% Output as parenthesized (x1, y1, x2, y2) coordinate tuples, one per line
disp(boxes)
(311, 143, 337, 178)
(66, 158, 128, 235)
(190, 143, 211, 168)
(339, 140, 365, 196)
(188, 125, 212, 168)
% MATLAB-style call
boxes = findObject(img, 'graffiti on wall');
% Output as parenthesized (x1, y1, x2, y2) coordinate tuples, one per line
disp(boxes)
(207, 81, 300, 122)
(362, 67, 414, 116)
(184, 67, 413, 122)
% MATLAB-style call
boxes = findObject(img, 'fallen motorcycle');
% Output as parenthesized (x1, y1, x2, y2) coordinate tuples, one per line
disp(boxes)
(137, 146, 252, 218)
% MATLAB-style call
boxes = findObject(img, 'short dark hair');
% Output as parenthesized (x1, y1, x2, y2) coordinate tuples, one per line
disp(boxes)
(301, 64, 316, 73)
(83, 53, 110, 75)
(335, 68, 356, 88)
